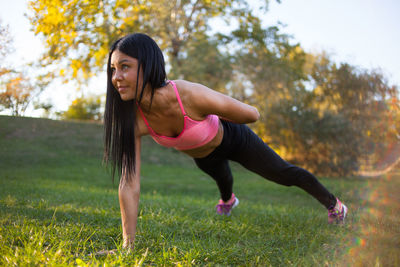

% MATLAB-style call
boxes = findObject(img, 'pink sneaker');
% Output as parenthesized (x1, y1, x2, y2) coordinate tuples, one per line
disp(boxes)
(328, 198, 348, 224)
(216, 193, 239, 216)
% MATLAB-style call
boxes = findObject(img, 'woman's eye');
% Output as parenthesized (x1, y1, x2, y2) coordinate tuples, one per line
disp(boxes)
(122, 65, 129, 70)
(110, 67, 116, 73)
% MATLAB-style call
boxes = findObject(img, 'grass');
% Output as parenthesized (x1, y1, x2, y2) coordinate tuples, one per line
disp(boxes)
(341, 169, 400, 267)
(0, 115, 398, 266)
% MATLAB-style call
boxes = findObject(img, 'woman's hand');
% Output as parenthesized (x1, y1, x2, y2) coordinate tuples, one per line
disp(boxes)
(122, 237, 135, 250)
(94, 249, 117, 256)
(94, 246, 133, 256)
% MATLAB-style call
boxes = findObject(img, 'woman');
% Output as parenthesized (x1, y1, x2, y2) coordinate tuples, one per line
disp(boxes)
(103, 33, 348, 249)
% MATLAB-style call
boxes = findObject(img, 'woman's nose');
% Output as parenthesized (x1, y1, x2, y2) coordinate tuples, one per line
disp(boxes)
(113, 70, 123, 82)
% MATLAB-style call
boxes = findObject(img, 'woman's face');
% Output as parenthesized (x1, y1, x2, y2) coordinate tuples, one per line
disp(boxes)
(110, 50, 143, 101)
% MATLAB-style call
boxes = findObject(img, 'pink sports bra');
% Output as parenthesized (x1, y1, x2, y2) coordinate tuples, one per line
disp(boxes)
(137, 81, 220, 150)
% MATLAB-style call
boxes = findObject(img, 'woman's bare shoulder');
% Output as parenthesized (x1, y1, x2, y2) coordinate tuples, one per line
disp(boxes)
(173, 79, 207, 90)
(173, 80, 214, 100)
(172, 80, 222, 118)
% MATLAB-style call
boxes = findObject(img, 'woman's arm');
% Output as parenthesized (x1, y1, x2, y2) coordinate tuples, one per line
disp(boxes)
(118, 135, 141, 249)
(182, 81, 260, 124)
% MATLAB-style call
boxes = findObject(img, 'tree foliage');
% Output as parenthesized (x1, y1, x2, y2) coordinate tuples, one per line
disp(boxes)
(0, 72, 37, 116)
(28, 0, 399, 176)
(265, 53, 399, 175)
(0, 21, 33, 116)
(61, 96, 103, 121)
(28, 0, 261, 86)
(0, 20, 13, 61)
(0, 20, 51, 116)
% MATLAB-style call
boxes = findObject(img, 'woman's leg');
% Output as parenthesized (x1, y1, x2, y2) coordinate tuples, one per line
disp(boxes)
(194, 157, 233, 202)
(226, 122, 337, 209)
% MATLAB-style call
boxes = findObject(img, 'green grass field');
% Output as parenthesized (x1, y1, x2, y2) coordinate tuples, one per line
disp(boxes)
(0, 115, 398, 266)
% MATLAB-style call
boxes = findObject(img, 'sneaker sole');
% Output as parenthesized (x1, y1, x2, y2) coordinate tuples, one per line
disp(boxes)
(232, 197, 239, 209)
(341, 204, 348, 223)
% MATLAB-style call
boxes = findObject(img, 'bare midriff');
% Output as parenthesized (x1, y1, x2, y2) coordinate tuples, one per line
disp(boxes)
(179, 121, 224, 158)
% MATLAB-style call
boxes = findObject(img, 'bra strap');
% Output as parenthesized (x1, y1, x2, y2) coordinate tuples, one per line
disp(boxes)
(136, 102, 156, 134)
(169, 80, 187, 116)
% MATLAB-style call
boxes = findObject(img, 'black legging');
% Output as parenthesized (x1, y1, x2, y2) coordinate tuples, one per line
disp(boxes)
(194, 120, 337, 209)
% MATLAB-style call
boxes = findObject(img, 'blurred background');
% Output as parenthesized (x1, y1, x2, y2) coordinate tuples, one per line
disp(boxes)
(1, 0, 399, 177)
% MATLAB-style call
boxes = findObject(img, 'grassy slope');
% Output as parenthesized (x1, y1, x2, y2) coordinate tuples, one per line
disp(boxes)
(0, 115, 372, 266)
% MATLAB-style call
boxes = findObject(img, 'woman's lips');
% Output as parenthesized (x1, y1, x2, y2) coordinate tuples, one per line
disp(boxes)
(118, 86, 128, 93)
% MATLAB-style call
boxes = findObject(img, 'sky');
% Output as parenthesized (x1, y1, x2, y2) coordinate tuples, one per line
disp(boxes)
(262, 0, 400, 83)
(1, 0, 399, 116)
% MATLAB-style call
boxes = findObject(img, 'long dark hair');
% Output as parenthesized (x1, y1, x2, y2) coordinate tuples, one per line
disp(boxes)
(103, 33, 167, 181)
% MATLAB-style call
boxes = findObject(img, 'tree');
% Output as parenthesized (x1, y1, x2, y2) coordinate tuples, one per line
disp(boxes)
(169, 33, 233, 91)
(227, 22, 307, 141)
(28, 0, 399, 176)
(28, 0, 269, 87)
(61, 95, 103, 121)
(0, 20, 13, 79)
(230, 46, 398, 175)
(0, 72, 37, 116)
(291, 53, 399, 175)
(0, 21, 32, 116)
(0, 20, 51, 117)
(265, 88, 360, 176)
(0, 19, 13, 62)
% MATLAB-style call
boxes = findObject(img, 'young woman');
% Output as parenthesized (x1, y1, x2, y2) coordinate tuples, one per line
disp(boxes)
(103, 33, 348, 249)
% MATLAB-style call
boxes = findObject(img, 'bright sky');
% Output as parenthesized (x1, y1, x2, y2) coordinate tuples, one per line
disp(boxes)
(262, 0, 400, 85)
(1, 0, 399, 116)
